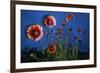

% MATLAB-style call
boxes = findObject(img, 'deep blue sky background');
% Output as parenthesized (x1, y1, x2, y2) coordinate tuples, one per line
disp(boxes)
(21, 10, 89, 52)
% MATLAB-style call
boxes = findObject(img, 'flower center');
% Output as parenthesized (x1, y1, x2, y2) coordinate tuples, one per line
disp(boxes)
(47, 17, 53, 25)
(50, 47, 54, 52)
(31, 30, 40, 38)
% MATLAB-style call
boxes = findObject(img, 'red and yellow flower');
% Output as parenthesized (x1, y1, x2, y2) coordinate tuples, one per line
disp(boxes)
(48, 44, 57, 54)
(65, 13, 74, 23)
(44, 15, 56, 28)
(27, 24, 43, 41)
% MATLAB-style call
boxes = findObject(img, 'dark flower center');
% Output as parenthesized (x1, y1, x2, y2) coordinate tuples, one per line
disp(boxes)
(49, 47, 55, 52)
(31, 30, 40, 38)
(47, 18, 53, 25)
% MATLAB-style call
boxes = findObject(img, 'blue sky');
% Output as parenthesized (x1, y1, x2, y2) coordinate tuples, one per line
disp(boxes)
(21, 10, 89, 52)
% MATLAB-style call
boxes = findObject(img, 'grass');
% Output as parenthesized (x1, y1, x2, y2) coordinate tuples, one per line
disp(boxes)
(21, 38, 80, 62)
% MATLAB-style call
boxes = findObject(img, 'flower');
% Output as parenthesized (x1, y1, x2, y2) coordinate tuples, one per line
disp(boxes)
(65, 13, 74, 23)
(27, 24, 43, 41)
(55, 27, 63, 36)
(47, 43, 57, 54)
(77, 27, 82, 32)
(44, 15, 56, 28)
(57, 27, 63, 34)
(68, 28, 72, 33)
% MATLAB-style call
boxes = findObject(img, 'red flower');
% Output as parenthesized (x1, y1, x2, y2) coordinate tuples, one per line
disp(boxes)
(27, 24, 43, 41)
(44, 15, 56, 28)
(65, 13, 74, 23)
(77, 27, 82, 32)
(48, 44, 57, 54)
